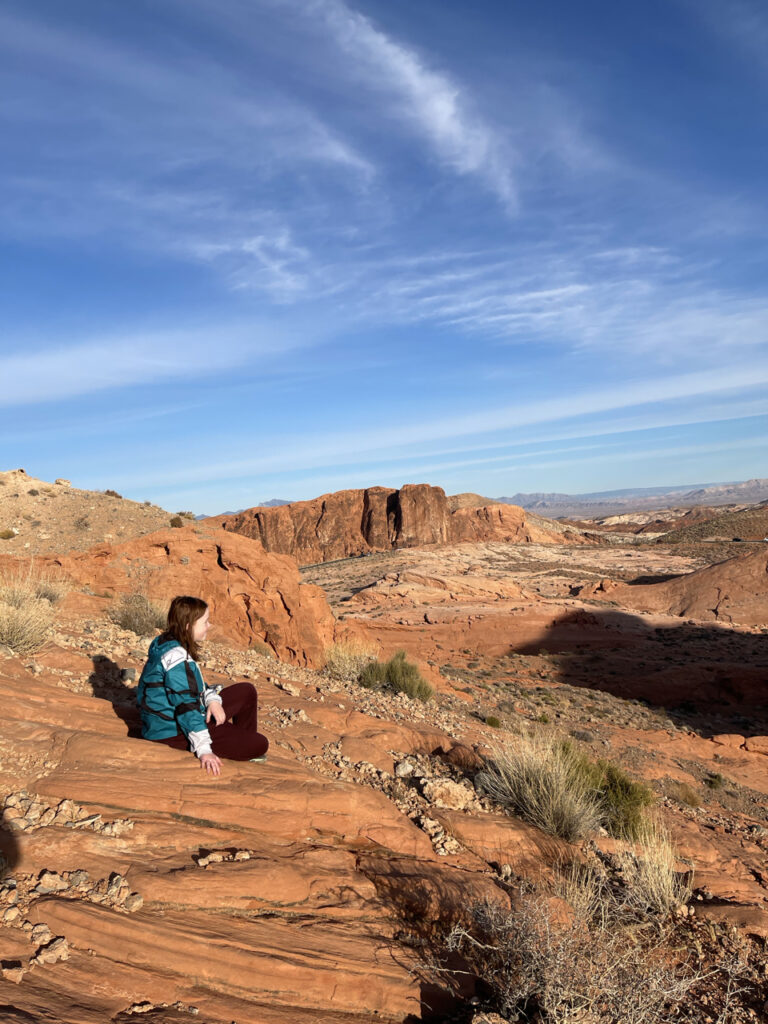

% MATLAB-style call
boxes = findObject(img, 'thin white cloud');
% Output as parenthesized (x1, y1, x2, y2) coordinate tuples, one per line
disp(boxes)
(116, 364, 768, 488)
(305, 0, 517, 208)
(0, 323, 303, 407)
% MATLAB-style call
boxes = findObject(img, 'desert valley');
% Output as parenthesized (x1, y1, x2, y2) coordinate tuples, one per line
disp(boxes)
(0, 468, 767, 1024)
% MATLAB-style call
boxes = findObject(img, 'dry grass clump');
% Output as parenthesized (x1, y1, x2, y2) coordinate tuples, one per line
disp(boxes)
(323, 639, 377, 681)
(358, 650, 434, 702)
(109, 593, 167, 636)
(476, 731, 603, 841)
(0, 564, 69, 653)
(620, 819, 692, 918)
(477, 732, 655, 841)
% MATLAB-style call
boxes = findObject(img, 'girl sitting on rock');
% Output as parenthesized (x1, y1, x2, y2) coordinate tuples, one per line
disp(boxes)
(137, 595, 269, 775)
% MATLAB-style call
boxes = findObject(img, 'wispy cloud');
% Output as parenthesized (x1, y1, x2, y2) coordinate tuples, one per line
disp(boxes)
(117, 364, 768, 488)
(0, 323, 306, 407)
(303, 0, 517, 208)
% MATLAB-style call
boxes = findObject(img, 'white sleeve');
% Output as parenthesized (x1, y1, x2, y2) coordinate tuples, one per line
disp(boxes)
(188, 729, 213, 758)
(203, 687, 223, 707)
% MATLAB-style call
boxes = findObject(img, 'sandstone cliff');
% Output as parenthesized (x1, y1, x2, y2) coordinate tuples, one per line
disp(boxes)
(211, 484, 594, 566)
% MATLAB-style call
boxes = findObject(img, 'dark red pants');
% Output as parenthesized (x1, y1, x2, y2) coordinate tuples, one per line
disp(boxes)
(157, 682, 269, 761)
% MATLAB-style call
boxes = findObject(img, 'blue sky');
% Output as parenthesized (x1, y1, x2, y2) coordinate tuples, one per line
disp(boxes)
(1, 0, 766, 513)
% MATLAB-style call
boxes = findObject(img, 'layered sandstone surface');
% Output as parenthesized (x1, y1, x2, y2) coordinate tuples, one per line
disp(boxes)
(211, 484, 595, 566)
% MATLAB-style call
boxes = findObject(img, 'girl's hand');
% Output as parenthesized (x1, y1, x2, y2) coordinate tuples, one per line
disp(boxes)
(200, 753, 222, 776)
(206, 702, 227, 727)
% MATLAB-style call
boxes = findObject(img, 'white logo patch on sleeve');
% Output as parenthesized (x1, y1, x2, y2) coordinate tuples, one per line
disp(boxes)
(160, 646, 187, 671)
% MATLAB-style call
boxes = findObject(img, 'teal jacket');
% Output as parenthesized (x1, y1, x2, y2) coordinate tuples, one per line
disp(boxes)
(137, 635, 220, 752)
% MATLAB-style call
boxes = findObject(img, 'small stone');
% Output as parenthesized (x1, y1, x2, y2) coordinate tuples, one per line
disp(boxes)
(33, 936, 69, 964)
(74, 813, 102, 828)
(394, 761, 414, 778)
(207, 851, 224, 863)
(66, 870, 89, 888)
(124, 892, 144, 913)
(0, 960, 25, 984)
(31, 923, 52, 944)
(3, 906, 20, 924)
(233, 851, 251, 861)
(35, 870, 68, 894)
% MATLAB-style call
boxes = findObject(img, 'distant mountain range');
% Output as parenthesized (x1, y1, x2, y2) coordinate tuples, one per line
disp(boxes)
(196, 498, 292, 520)
(501, 478, 768, 520)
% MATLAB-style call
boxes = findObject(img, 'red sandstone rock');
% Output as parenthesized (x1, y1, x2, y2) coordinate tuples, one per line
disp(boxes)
(211, 486, 595, 566)
(580, 548, 768, 627)
(43, 526, 336, 666)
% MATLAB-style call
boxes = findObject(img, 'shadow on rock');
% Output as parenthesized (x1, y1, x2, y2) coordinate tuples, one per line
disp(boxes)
(507, 608, 768, 739)
(88, 654, 142, 737)
(0, 812, 20, 880)
(359, 853, 491, 1023)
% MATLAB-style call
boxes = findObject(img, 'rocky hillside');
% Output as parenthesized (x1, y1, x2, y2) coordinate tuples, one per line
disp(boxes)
(211, 484, 597, 566)
(1, 559, 767, 1021)
(0, 469, 175, 555)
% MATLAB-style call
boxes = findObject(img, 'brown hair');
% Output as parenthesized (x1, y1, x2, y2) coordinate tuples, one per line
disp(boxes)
(162, 595, 208, 661)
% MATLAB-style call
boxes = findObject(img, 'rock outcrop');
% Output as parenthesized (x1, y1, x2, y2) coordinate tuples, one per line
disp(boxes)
(579, 547, 768, 628)
(43, 525, 337, 666)
(211, 485, 595, 566)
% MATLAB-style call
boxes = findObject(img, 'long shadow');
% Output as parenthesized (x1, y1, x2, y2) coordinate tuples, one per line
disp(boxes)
(506, 608, 768, 739)
(88, 654, 142, 737)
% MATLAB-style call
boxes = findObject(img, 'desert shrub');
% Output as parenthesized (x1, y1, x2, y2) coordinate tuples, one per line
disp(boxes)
(323, 639, 376, 680)
(73, 515, 90, 531)
(560, 741, 654, 840)
(668, 780, 701, 808)
(27, 488, 39, 496)
(1, 563, 70, 606)
(109, 593, 167, 636)
(169, 516, 184, 528)
(705, 772, 725, 790)
(0, 599, 52, 653)
(176, 510, 196, 520)
(358, 650, 433, 702)
(485, 715, 501, 728)
(0, 529, 15, 540)
(447, 891, 695, 1024)
(0, 565, 65, 653)
(476, 731, 603, 841)
(104, 489, 122, 499)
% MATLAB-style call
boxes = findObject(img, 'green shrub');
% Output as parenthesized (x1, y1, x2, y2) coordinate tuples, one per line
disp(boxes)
(0, 529, 15, 540)
(104, 489, 122, 499)
(27, 488, 39, 496)
(358, 650, 433, 702)
(704, 772, 725, 790)
(109, 593, 167, 636)
(485, 715, 501, 728)
(176, 510, 196, 520)
(560, 741, 654, 840)
(169, 516, 184, 528)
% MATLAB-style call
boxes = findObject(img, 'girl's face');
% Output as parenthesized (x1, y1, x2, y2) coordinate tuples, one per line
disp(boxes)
(191, 607, 210, 643)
